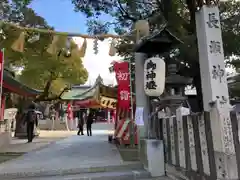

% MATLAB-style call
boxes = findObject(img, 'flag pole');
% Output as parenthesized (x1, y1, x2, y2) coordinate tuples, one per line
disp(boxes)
(0, 49, 5, 121)
(129, 59, 135, 146)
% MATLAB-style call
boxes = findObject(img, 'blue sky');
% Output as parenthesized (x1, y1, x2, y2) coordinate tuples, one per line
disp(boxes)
(28, 0, 119, 85)
(29, 0, 112, 34)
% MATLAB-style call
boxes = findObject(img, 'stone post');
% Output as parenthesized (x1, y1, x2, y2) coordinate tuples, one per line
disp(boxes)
(196, 5, 238, 179)
(134, 52, 150, 166)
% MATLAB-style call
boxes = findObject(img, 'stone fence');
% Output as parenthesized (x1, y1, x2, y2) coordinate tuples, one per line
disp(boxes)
(38, 118, 78, 131)
(149, 112, 240, 180)
(0, 120, 11, 148)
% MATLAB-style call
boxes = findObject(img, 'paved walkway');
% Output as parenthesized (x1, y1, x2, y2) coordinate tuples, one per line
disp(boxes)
(0, 132, 72, 154)
(0, 123, 171, 180)
(0, 123, 133, 176)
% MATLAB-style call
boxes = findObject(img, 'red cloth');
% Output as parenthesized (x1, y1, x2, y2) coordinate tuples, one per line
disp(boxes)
(74, 99, 99, 107)
(113, 62, 130, 111)
(67, 103, 73, 120)
(0, 50, 3, 86)
(1, 96, 5, 121)
(112, 110, 116, 124)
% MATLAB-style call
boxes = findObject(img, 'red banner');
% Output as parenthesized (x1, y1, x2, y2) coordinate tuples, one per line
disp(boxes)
(0, 50, 3, 86)
(114, 62, 130, 110)
(67, 103, 73, 120)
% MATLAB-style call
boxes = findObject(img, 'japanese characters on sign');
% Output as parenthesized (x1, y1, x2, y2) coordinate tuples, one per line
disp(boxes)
(209, 40, 221, 54)
(206, 10, 228, 103)
(196, 5, 229, 111)
(145, 60, 157, 90)
(206, 12, 219, 28)
(144, 57, 165, 97)
(212, 65, 225, 83)
(196, 5, 234, 155)
(120, 90, 130, 101)
(113, 62, 131, 110)
(116, 72, 129, 81)
(216, 103, 235, 154)
(100, 96, 117, 109)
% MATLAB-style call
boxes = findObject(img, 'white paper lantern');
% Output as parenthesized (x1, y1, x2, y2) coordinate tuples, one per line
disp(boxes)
(144, 57, 166, 96)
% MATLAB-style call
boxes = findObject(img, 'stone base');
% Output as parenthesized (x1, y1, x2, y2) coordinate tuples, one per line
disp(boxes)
(0, 120, 11, 148)
(166, 163, 239, 180)
(117, 146, 139, 161)
(146, 139, 165, 177)
(139, 139, 148, 168)
(138, 126, 148, 168)
(139, 138, 165, 177)
(0, 132, 11, 148)
(214, 151, 238, 179)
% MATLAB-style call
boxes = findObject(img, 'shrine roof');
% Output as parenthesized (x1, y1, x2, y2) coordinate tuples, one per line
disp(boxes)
(134, 26, 182, 54)
(60, 87, 91, 100)
(3, 69, 42, 96)
(60, 77, 117, 101)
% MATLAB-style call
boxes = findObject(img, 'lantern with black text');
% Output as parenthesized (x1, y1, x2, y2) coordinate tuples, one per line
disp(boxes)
(144, 57, 165, 97)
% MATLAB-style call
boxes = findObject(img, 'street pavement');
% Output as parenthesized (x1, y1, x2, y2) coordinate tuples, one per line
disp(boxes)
(0, 123, 170, 180)
(0, 133, 72, 154)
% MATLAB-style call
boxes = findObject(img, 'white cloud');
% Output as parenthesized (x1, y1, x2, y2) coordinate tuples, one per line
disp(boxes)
(73, 37, 123, 86)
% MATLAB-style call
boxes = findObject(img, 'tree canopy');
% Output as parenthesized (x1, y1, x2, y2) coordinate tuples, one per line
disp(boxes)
(0, 0, 88, 100)
(3, 0, 240, 104)
(71, 0, 240, 109)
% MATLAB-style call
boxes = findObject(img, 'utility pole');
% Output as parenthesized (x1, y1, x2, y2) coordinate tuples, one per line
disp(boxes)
(129, 0, 137, 147)
(128, 58, 135, 146)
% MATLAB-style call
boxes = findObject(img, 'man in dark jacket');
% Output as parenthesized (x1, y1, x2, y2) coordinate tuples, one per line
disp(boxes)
(25, 104, 38, 143)
(86, 112, 94, 136)
(77, 111, 85, 135)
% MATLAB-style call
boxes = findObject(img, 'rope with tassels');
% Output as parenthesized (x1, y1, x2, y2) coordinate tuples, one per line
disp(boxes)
(1, 18, 150, 55)
(0, 21, 135, 39)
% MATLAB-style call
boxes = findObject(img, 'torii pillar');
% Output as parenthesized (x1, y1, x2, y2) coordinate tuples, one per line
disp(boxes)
(134, 28, 182, 173)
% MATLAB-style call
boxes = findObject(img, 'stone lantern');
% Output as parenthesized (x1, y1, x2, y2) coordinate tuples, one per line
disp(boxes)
(160, 60, 192, 115)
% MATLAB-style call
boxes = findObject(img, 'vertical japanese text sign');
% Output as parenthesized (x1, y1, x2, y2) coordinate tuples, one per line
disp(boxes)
(196, 6, 235, 155)
(196, 6, 229, 111)
(113, 62, 131, 110)
(0, 50, 4, 121)
(144, 57, 165, 97)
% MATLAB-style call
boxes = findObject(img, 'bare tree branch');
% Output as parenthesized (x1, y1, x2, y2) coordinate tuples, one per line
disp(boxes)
(116, 0, 137, 22)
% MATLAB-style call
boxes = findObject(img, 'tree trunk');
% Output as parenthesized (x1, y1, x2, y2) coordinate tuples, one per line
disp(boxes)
(35, 74, 54, 102)
(14, 97, 32, 138)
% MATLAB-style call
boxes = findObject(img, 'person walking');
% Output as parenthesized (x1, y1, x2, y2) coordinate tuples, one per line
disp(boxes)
(49, 106, 56, 130)
(24, 103, 38, 143)
(77, 111, 85, 135)
(67, 102, 73, 130)
(86, 111, 94, 136)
